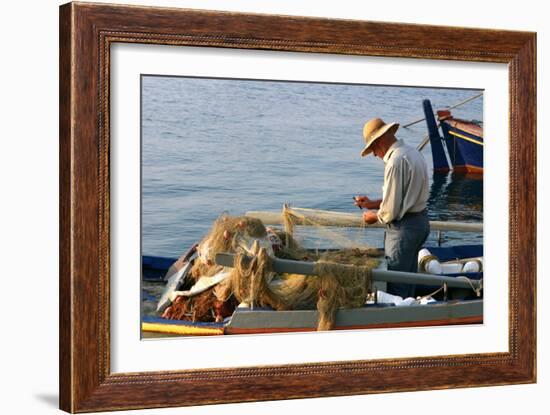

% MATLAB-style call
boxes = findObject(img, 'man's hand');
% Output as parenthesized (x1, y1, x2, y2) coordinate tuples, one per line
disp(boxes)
(354, 195, 373, 209)
(362, 210, 379, 225)
(354, 196, 383, 210)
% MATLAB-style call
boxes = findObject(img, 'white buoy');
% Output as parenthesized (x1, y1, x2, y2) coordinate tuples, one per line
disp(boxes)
(418, 249, 475, 274)
(463, 259, 483, 273)
(440, 263, 464, 274)
(418, 248, 442, 274)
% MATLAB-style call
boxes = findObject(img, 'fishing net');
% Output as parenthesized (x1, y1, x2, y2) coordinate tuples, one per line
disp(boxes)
(214, 243, 374, 330)
(282, 205, 371, 250)
(189, 215, 268, 280)
(162, 208, 381, 330)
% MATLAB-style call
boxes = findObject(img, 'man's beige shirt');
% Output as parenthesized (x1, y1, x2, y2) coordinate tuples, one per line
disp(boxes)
(377, 139, 429, 224)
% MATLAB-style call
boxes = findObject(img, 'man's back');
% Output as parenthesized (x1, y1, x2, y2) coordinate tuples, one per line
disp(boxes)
(378, 140, 429, 224)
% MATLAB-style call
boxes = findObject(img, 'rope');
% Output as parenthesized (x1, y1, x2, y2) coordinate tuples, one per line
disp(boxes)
(416, 285, 445, 303)
(456, 276, 483, 297)
(403, 92, 483, 128)
(447, 92, 484, 111)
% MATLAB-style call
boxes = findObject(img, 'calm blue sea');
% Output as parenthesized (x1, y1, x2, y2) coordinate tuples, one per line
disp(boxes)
(141, 76, 483, 258)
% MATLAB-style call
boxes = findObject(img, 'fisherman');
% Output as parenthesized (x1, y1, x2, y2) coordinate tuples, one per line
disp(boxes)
(355, 118, 430, 298)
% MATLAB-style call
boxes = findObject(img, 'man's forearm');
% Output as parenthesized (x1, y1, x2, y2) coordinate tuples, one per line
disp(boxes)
(366, 199, 382, 209)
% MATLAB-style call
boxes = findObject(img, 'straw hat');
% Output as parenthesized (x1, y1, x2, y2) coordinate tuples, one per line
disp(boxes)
(360, 118, 399, 157)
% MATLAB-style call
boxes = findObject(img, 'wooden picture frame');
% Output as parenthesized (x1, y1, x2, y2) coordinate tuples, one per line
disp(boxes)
(59, 2, 536, 412)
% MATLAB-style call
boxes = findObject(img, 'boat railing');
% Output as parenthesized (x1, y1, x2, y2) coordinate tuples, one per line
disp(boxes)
(215, 252, 482, 292)
(246, 207, 482, 247)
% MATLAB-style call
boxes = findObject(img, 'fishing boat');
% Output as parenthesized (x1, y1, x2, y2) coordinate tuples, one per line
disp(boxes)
(423, 99, 483, 174)
(142, 244, 483, 336)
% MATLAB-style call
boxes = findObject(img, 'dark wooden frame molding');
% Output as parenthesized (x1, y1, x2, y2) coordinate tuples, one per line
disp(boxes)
(59, 2, 536, 412)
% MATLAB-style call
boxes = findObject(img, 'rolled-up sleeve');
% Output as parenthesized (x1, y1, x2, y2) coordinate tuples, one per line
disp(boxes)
(377, 163, 403, 224)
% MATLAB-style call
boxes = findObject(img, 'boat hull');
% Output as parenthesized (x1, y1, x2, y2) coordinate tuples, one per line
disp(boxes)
(440, 120, 483, 173)
(142, 244, 483, 336)
(422, 99, 483, 174)
(224, 300, 482, 334)
(141, 300, 483, 336)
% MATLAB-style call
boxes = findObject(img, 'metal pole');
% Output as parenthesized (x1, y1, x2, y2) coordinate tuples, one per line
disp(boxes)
(215, 253, 481, 290)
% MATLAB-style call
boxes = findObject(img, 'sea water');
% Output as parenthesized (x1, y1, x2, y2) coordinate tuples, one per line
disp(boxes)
(141, 75, 483, 258)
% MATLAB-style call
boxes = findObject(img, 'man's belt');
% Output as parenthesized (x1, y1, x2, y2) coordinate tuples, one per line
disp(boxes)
(401, 209, 427, 219)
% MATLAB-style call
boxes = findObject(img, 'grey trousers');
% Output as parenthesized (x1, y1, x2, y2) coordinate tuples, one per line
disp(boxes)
(384, 212, 430, 298)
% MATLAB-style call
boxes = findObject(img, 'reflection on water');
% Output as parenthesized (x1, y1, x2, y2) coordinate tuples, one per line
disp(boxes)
(427, 172, 483, 245)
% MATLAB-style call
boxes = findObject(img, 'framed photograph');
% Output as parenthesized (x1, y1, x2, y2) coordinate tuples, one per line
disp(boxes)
(59, 2, 536, 412)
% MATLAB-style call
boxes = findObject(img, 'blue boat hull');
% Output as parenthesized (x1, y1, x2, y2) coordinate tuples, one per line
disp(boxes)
(440, 122, 483, 173)
(422, 99, 483, 174)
